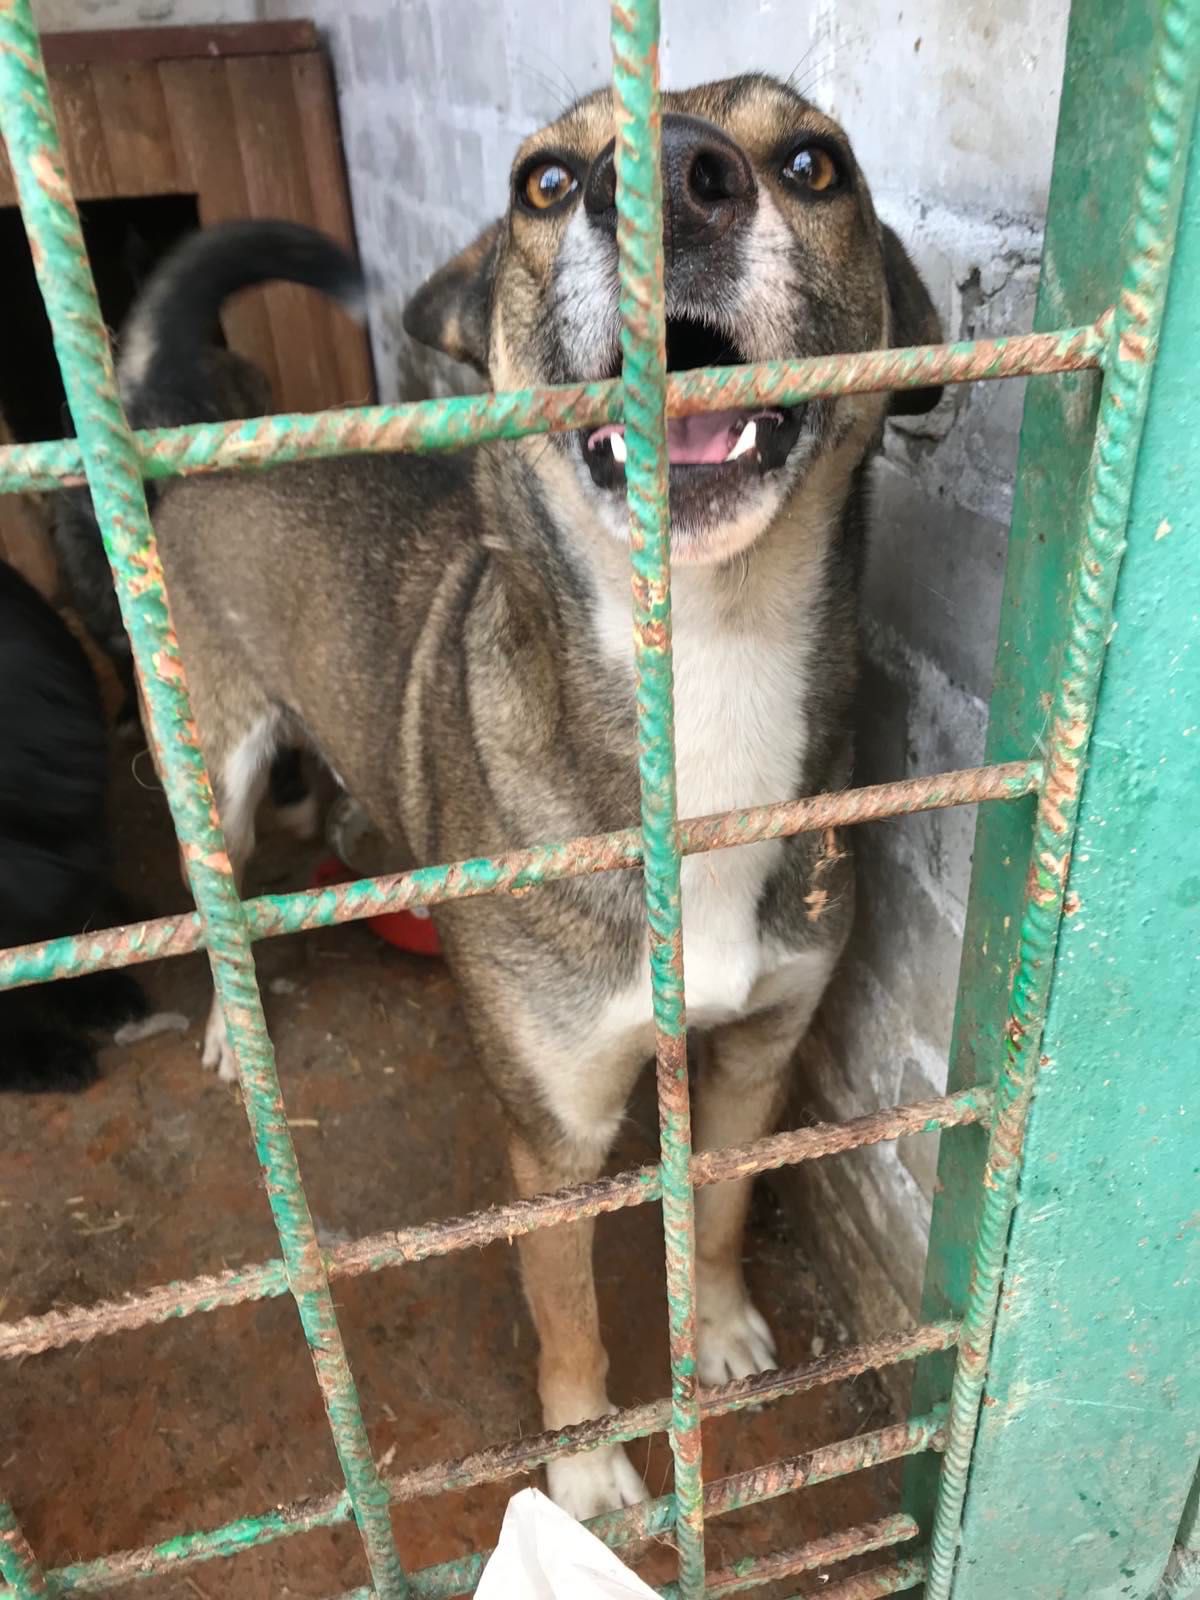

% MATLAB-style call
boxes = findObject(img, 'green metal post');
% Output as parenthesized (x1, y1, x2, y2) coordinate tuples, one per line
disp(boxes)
(0, 6, 407, 1594)
(910, 0, 1192, 1540)
(919, 0, 1200, 1592)
(609, 0, 706, 1590)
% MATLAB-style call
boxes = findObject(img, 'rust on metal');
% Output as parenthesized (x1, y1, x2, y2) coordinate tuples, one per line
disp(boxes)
(0, 1504, 49, 1597)
(0, 760, 1042, 995)
(15, 1394, 945, 1596)
(0, 1086, 986, 1359)
(699, 1516, 921, 1597)
(701, 1413, 946, 1523)
(0, 320, 1111, 496)
(781, 1554, 927, 1600)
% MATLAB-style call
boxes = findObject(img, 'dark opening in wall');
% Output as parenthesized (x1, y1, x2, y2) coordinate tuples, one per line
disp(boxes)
(0, 192, 202, 444)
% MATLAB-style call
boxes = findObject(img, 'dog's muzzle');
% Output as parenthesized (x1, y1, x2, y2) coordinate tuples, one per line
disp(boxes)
(578, 114, 805, 493)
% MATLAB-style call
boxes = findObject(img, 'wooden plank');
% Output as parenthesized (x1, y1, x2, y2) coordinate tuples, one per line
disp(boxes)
(289, 51, 375, 404)
(89, 61, 183, 197)
(157, 56, 282, 403)
(224, 53, 345, 412)
(48, 64, 113, 201)
(41, 22, 317, 68)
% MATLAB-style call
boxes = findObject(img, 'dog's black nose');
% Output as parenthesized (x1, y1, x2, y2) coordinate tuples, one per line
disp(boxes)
(584, 114, 756, 247)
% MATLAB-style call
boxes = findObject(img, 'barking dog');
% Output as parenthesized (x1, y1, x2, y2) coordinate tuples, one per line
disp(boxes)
(119, 77, 942, 1517)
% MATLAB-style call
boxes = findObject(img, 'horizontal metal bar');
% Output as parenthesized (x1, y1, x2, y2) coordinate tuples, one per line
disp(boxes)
(411, 1415, 943, 1600)
(781, 1553, 926, 1600)
(329, 1552, 929, 1600)
(0, 322, 1108, 496)
(33, 1340, 953, 1595)
(0, 760, 1041, 994)
(0, 1086, 987, 1359)
(386, 1322, 957, 1508)
(688, 1516, 920, 1598)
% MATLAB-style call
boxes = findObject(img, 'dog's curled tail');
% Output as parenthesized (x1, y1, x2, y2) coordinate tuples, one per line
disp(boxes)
(117, 219, 365, 416)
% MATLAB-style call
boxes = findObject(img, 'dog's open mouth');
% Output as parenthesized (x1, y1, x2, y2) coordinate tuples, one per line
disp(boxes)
(583, 315, 804, 490)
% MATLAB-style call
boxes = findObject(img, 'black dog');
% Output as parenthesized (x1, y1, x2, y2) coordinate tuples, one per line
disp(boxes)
(0, 559, 144, 1090)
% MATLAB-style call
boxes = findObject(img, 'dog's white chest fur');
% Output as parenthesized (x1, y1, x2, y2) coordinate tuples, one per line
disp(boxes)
(593, 569, 812, 1030)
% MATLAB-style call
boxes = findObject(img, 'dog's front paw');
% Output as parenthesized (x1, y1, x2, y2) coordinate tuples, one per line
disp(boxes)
(546, 1445, 648, 1522)
(697, 1280, 778, 1385)
(201, 1001, 238, 1084)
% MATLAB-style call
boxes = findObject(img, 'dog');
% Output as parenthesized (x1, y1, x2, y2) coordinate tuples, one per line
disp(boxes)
(117, 78, 943, 1517)
(52, 311, 317, 838)
(0, 559, 146, 1090)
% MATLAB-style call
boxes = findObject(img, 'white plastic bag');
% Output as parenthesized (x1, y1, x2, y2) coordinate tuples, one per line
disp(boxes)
(475, 1487, 658, 1599)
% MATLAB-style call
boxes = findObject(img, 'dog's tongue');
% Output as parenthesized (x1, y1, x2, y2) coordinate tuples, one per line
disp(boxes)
(666, 410, 745, 463)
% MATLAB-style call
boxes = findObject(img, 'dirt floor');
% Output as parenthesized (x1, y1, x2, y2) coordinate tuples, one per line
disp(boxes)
(1, 739, 906, 1598)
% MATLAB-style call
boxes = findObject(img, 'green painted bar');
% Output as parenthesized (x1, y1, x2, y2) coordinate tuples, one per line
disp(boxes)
(908, 0, 1188, 1550)
(0, 7, 408, 1595)
(0, 321, 1106, 496)
(0, 762, 1040, 995)
(609, 0, 706, 1591)
(17, 1416, 941, 1600)
(1152, 1469, 1200, 1600)
(935, 10, 1200, 1590)
(0, 1505, 47, 1598)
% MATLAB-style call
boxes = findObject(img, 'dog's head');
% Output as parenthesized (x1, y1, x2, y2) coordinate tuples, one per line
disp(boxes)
(405, 74, 941, 565)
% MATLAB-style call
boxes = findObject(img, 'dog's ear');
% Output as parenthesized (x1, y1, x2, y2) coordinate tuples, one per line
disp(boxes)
(881, 224, 944, 417)
(402, 219, 503, 376)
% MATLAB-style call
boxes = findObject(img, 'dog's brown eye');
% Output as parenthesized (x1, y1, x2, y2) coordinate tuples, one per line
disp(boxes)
(522, 161, 578, 212)
(783, 144, 840, 194)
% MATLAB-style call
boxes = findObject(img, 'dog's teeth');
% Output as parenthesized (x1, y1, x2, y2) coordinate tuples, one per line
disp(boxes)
(726, 419, 757, 461)
(610, 432, 628, 464)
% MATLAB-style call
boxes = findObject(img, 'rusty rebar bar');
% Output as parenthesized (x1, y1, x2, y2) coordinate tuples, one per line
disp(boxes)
(0, 1092, 985, 1360)
(779, 1554, 927, 1600)
(0, 322, 1110, 498)
(0, 1506, 48, 1599)
(36, 1410, 942, 1597)
(0, 760, 1041, 994)
(923, 5, 1200, 1596)
(696, 1517, 921, 1597)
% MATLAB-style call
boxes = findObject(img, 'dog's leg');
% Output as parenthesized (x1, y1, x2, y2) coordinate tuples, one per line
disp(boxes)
(199, 713, 279, 1082)
(692, 954, 836, 1383)
(505, 1028, 650, 1521)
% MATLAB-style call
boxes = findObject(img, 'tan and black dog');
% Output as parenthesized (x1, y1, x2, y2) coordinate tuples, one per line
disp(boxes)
(118, 75, 942, 1518)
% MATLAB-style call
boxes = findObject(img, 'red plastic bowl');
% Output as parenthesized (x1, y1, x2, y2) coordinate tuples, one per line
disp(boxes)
(310, 856, 443, 957)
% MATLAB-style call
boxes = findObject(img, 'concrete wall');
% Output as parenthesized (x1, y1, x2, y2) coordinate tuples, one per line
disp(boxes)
(69, 0, 1071, 1339)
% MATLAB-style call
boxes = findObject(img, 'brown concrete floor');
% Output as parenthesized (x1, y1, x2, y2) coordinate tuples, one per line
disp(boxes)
(1, 743, 905, 1598)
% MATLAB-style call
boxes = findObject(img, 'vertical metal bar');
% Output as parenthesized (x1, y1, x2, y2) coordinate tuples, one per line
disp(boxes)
(0, 8, 407, 1595)
(0, 1505, 48, 1598)
(905, 0, 1165, 1539)
(923, 3, 1200, 1596)
(609, 0, 706, 1592)
(1152, 1468, 1200, 1600)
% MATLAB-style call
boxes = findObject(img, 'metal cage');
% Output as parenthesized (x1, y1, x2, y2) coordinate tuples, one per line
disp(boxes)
(1, 0, 1197, 1596)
